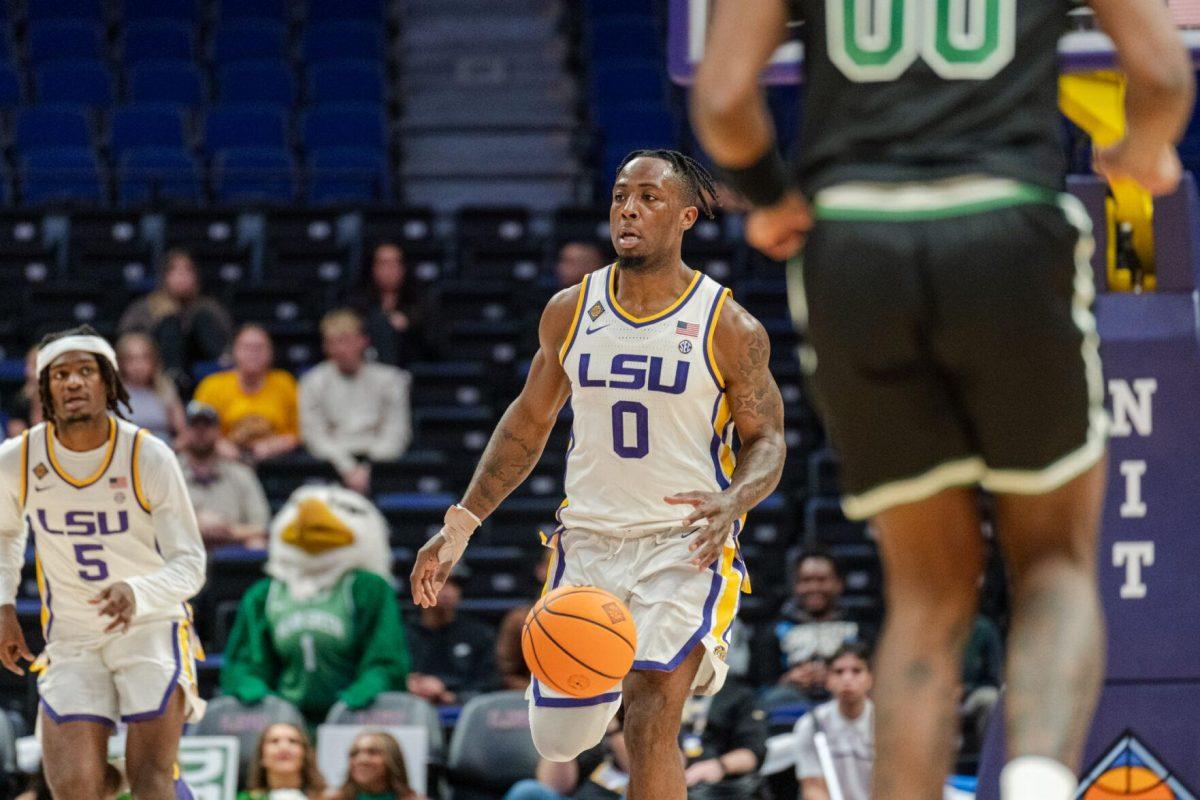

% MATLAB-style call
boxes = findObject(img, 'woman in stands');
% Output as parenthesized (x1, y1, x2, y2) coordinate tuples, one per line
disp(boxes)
(116, 331, 186, 443)
(350, 242, 429, 367)
(332, 731, 426, 800)
(241, 723, 327, 800)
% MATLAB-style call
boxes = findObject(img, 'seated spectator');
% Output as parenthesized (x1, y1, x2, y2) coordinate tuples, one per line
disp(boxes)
(118, 248, 233, 389)
(793, 643, 874, 800)
(300, 309, 412, 495)
(117, 332, 186, 443)
(193, 324, 299, 462)
(351, 243, 428, 368)
(554, 241, 606, 288)
(765, 550, 865, 703)
(405, 565, 495, 706)
(494, 602, 533, 692)
(333, 730, 427, 800)
(680, 680, 769, 799)
(503, 716, 630, 800)
(179, 401, 270, 550)
(240, 723, 327, 800)
(4, 345, 42, 437)
(221, 485, 409, 725)
(960, 613, 1003, 753)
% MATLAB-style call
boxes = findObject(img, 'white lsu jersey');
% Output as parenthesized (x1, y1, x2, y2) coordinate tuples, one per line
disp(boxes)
(0, 417, 206, 643)
(557, 264, 738, 535)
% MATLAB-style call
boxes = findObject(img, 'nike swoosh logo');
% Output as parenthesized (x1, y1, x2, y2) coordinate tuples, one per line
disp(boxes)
(586, 324, 610, 335)
(33, 485, 51, 492)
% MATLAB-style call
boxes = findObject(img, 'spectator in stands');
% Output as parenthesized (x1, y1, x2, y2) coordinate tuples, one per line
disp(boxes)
(334, 730, 426, 800)
(193, 324, 300, 462)
(494, 602, 533, 691)
(503, 715, 631, 800)
(179, 400, 271, 550)
(116, 332, 186, 443)
(240, 723, 327, 800)
(118, 248, 233, 389)
(680, 680, 769, 800)
(3, 345, 42, 437)
(405, 565, 495, 706)
(554, 241, 606, 288)
(793, 643, 874, 800)
(766, 550, 863, 702)
(300, 309, 412, 495)
(221, 485, 409, 725)
(960, 614, 1003, 752)
(351, 242, 427, 368)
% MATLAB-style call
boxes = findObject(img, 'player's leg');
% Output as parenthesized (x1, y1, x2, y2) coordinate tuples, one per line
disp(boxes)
(527, 683, 623, 762)
(622, 645, 705, 800)
(994, 461, 1106, 790)
(124, 687, 188, 800)
(870, 488, 984, 800)
(40, 715, 111, 800)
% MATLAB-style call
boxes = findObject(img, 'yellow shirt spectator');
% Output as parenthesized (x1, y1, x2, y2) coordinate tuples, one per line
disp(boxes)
(193, 369, 299, 444)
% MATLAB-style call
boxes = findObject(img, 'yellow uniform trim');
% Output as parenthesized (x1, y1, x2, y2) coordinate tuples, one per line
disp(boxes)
(557, 274, 591, 364)
(705, 288, 732, 389)
(712, 395, 736, 483)
(18, 431, 28, 508)
(34, 555, 49, 636)
(46, 417, 118, 488)
(539, 531, 562, 598)
(131, 428, 151, 513)
(607, 266, 702, 324)
(711, 545, 741, 645)
(179, 619, 196, 686)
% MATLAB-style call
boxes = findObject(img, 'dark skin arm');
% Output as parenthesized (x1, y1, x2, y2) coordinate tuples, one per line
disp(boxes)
(665, 298, 787, 569)
(409, 287, 577, 604)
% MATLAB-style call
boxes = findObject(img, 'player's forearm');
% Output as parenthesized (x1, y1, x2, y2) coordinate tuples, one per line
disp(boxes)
(724, 431, 785, 517)
(460, 399, 555, 521)
(691, 86, 778, 168)
(717, 747, 759, 776)
(1124, 69, 1195, 147)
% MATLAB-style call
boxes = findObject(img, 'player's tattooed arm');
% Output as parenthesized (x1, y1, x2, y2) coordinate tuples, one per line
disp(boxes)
(458, 287, 576, 521)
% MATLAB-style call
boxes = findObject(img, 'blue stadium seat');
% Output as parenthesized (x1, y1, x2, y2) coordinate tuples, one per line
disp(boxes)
(0, 66, 21, 107)
(27, 0, 106, 22)
(128, 60, 206, 106)
(118, 147, 203, 205)
(301, 21, 384, 63)
(110, 105, 188, 156)
(214, 146, 297, 202)
(307, 60, 385, 105)
(590, 17, 661, 60)
(302, 103, 386, 149)
(217, 61, 296, 105)
(123, 21, 196, 64)
(306, 0, 386, 22)
(215, 0, 291, 22)
(20, 148, 106, 205)
(212, 20, 288, 63)
(204, 105, 289, 150)
(591, 58, 665, 106)
(585, 0, 648, 17)
(308, 147, 389, 203)
(35, 60, 114, 108)
(27, 20, 104, 63)
(15, 107, 92, 151)
(122, 0, 201, 23)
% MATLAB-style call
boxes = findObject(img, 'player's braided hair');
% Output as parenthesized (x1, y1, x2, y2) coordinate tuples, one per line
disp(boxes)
(617, 149, 719, 219)
(37, 325, 131, 426)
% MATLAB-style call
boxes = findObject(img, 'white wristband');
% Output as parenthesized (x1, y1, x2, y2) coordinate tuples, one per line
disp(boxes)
(436, 503, 481, 564)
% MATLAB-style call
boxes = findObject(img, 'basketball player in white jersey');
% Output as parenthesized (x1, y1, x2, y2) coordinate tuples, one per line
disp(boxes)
(411, 151, 787, 800)
(0, 325, 207, 800)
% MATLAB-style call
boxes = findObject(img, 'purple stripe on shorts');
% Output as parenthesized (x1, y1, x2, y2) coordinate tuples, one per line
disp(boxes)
(631, 562, 723, 672)
(40, 699, 116, 728)
(121, 622, 182, 722)
(174, 777, 194, 800)
(551, 532, 567, 589)
(531, 678, 621, 708)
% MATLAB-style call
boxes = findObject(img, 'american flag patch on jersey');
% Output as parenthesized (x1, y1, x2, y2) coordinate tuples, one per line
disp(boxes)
(675, 321, 700, 337)
(109, 476, 127, 489)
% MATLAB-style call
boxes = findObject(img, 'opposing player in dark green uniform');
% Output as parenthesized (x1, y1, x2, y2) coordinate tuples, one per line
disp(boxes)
(691, 1, 1193, 799)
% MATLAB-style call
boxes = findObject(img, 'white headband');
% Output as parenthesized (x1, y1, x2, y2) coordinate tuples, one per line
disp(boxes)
(36, 335, 119, 376)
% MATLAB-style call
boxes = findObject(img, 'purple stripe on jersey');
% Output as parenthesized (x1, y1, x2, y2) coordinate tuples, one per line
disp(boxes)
(560, 272, 592, 365)
(121, 622, 182, 722)
(708, 394, 731, 491)
(40, 699, 116, 728)
(631, 561, 724, 672)
(43, 565, 54, 642)
(699, 287, 726, 389)
(531, 678, 621, 708)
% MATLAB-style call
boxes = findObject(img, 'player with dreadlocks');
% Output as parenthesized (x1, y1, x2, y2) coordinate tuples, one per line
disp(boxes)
(0, 324, 206, 800)
(410, 149, 786, 798)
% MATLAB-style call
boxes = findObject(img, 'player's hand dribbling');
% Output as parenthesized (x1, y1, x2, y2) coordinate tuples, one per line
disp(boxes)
(745, 190, 813, 261)
(410, 533, 456, 608)
(1094, 138, 1184, 196)
(0, 604, 33, 676)
(90, 582, 136, 633)
(665, 491, 738, 570)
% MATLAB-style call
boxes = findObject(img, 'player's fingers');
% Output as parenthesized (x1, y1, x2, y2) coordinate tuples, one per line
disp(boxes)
(104, 616, 125, 634)
(89, 588, 111, 605)
(663, 493, 704, 506)
(0, 652, 22, 676)
(681, 507, 711, 526)
(18, 643, 33, 662)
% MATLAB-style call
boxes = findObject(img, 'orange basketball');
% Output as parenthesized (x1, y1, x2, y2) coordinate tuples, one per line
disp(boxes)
(522, 586, 637, 698)
(1084, 766, 1174, 800)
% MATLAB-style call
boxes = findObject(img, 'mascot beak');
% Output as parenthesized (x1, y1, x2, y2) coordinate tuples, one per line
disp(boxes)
(281, 498, 356, 555)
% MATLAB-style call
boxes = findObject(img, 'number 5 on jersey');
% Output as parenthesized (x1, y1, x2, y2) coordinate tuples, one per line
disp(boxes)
(827, 0, 1015, 81)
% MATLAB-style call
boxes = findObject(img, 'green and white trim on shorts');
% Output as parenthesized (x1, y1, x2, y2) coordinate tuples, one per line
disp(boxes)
(813, 175, 1061, 222)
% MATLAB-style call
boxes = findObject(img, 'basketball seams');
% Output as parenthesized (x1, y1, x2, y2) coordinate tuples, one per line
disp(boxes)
(537, 606, 636, 653)
(522, 624, 572, 696)
(532, 613, 624, 682)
